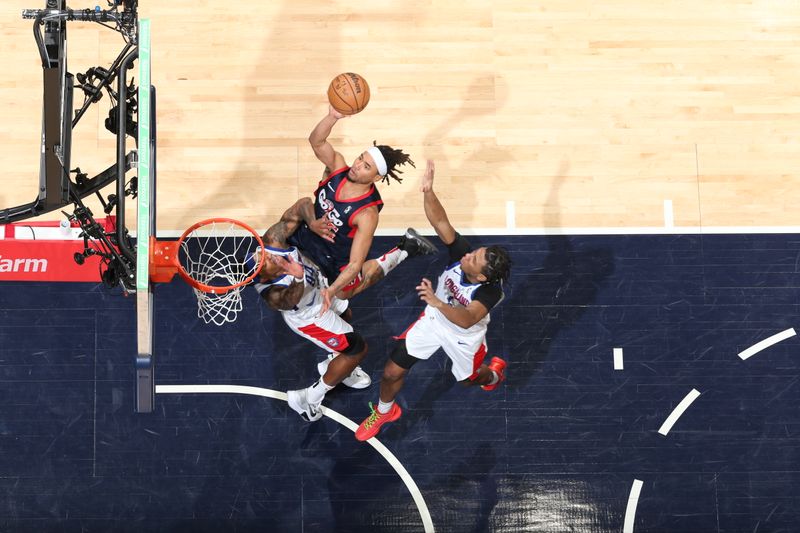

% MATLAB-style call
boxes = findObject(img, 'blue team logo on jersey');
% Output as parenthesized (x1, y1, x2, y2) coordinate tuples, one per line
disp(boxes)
(327, 338, 340, 348)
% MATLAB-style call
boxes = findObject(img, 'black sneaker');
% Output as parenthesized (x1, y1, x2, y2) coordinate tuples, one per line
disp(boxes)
(397, 228, 437, 257)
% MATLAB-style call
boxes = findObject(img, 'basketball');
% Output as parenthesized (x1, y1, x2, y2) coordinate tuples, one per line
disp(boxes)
(327, 72, 370, 115)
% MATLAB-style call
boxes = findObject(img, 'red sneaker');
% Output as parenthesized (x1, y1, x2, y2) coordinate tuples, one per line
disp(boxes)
(355, 401, 402, 441)
(481, 357, 507, 391)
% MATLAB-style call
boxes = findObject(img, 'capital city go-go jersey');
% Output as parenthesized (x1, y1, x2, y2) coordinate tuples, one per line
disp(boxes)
(287, 167, 383, 280)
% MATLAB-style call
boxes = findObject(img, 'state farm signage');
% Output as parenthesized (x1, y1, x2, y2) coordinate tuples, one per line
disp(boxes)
(0, 240, 101, 282)
(0, 256, 48, 273)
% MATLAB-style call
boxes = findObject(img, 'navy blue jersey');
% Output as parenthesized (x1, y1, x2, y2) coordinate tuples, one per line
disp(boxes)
(288, 166, 383, 281)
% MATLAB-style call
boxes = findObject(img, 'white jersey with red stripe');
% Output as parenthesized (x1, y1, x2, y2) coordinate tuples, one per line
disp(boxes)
(253, 246, 332, 320)
(429, 262, 494, 335)
(253, 245, 352, 352)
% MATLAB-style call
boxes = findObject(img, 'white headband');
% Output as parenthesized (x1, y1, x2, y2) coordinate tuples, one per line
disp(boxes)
(366, 146, 388, 177)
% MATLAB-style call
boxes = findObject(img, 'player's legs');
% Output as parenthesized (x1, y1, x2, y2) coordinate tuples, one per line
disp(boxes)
(336, 258, 383, 299)
(378, 340, 420, 402)
(354, 342, 420, 442)
(335, 229, 438, 300)
(284, 310, 370, 421)
(319, 331, 368, 387)
(355, 317, 439, 441)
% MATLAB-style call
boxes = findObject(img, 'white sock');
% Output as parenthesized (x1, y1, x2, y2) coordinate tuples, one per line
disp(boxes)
(487, 372, 499, 386)
(307, 378, 334, 404)
(377, 399, 395, 414)
(376, 247, 409, 276)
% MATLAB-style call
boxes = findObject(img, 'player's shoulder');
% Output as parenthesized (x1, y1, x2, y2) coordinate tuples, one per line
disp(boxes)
(446, 233, 472, 262)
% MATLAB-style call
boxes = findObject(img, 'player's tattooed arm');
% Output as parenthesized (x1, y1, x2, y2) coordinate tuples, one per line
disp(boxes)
(280, 195, 335, 244)
(262, 282, 304, 311)
(265, 198, 316, 246)
(280, 197, 316, 227)
(263, 220, 292, 248)
(293, 197, 317, 227)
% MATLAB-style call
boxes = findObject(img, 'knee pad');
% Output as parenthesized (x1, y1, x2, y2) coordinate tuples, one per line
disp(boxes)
(390, 340, 422, 370)
(339, 332, 366, 356)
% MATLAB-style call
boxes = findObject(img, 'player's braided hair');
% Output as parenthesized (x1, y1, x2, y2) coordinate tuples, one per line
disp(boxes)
(482, 245, 512, 284)
(374, 141, 415, 185)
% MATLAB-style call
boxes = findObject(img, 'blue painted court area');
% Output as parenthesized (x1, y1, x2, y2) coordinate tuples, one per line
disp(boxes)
(1, 234, 799, 532)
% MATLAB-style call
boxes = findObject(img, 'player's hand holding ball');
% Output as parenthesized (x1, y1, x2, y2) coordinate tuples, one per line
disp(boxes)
(327, 72, 370, 116)
(328, 105, 346, 120)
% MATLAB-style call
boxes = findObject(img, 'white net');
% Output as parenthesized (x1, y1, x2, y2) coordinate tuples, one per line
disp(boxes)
(178, 220, 263, 326)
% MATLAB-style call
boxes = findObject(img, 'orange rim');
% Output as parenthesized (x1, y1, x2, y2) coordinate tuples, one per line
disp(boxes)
(151, 217, 265, 294)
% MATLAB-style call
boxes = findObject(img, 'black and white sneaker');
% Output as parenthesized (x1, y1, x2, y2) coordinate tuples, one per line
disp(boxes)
(317, 353, 371, 389)
(397, 228, 437, 257)
(287, 388, 323, 422)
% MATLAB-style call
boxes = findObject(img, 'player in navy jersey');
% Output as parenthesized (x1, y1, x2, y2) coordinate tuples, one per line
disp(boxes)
(355, 160, 512, 441)
(286, 105, 436, 314)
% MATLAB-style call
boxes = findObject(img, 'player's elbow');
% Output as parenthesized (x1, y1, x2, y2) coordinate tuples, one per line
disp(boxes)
(308, 135, 326, 152)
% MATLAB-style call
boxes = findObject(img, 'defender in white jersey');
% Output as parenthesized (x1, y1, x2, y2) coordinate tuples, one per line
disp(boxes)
(355, 160, 512, 441)
(251, 218, 373, 422)
(253, 246, 354, 354)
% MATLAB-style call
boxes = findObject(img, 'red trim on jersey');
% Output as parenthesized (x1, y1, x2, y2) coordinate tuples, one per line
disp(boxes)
(318, 166, 349, 188)
(393, 311, 426, 340)
(467, 343, 488, 381)
(335, 176, 378, 203)
(298, 324, 350, 352)
(346, 200, 384, 238)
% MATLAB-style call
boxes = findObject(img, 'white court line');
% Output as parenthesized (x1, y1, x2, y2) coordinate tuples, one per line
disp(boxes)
(613, 348, 624, 370)
(156, 384, 435, 533)
(658, 389, 701, 436)
(623, 479, 644, 533)
(738, 328, 796, 360)
(663, 200, 674, 228)
(505, 201, 516, 230)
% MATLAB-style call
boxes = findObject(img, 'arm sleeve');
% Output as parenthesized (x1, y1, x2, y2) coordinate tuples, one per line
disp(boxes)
(472, 283, 503, 311)
(447, 233, 472, 263)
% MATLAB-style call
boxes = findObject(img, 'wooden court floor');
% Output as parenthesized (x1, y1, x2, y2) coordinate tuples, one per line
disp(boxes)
(2, 1, 800, 233)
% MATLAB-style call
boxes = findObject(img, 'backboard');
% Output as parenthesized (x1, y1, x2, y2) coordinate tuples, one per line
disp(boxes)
(136, 18, 155, 413)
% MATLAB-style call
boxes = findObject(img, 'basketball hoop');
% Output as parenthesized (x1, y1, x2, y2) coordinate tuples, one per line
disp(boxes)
(151, 218, 265, 326)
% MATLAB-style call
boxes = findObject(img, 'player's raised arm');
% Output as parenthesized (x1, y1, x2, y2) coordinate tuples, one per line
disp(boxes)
(420, 160, 457, 245)
(308, 105, 348, 172)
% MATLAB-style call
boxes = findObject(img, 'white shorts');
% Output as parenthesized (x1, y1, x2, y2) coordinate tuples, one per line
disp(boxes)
(281, 297, 353, 353)
(399, 311, 488, 381)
